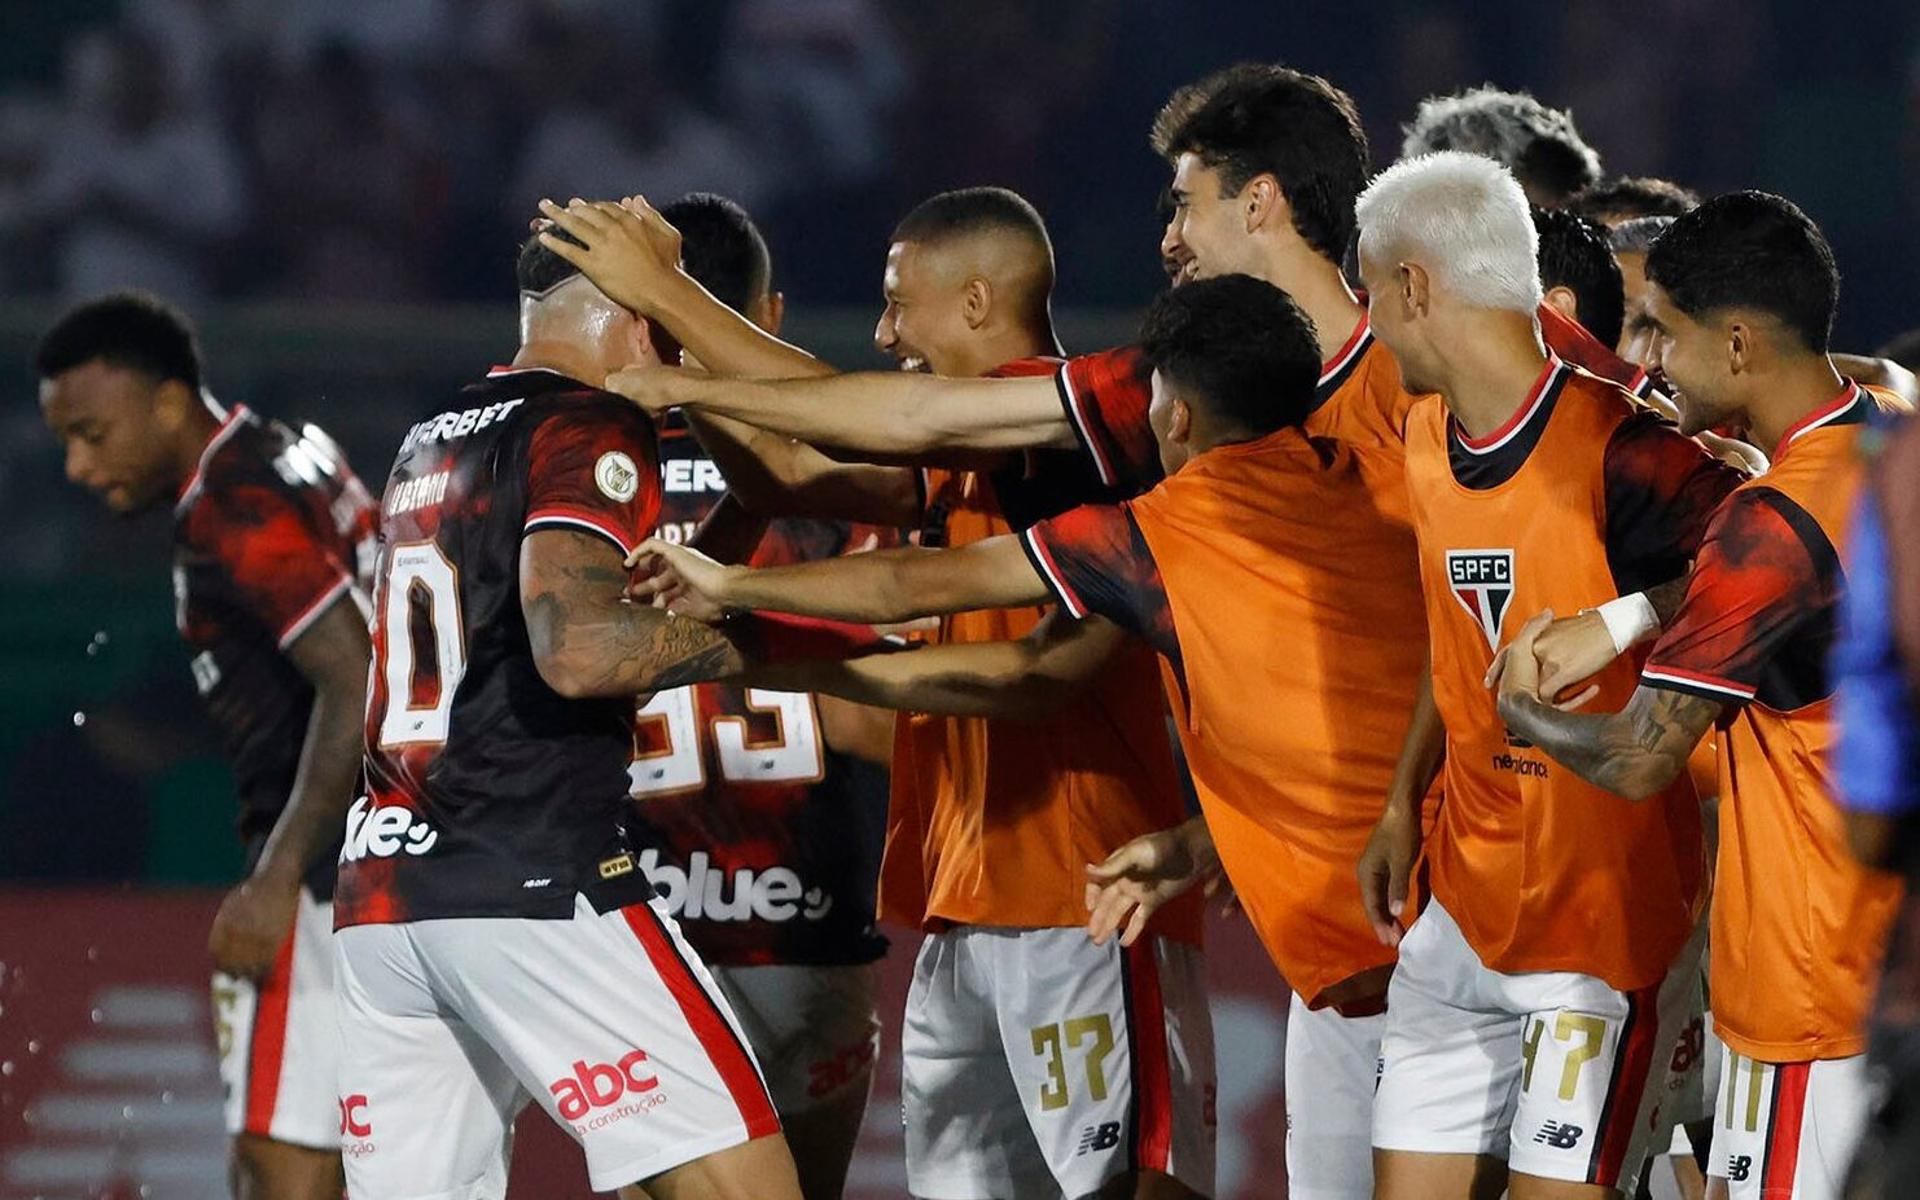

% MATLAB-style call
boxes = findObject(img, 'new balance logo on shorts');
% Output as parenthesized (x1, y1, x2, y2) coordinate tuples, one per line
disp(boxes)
(1533, 1120, 1584, 1149)
(1076, 1122, 1122, 1156)
(549, 1050, 665, 1128)
(1727, 1155, 1752, 1182)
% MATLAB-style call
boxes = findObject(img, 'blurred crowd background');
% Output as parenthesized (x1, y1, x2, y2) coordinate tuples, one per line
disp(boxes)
(0, 0, 1915, 884)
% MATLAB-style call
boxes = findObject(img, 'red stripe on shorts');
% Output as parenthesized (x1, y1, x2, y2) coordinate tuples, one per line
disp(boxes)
(1589, 983, 1661, 1187)
(620, 904, 779, 1139)
(1123, 939, 1173, 1174)
(243, 926, 298, 1137)
(1761, 1061, 1812, 1194)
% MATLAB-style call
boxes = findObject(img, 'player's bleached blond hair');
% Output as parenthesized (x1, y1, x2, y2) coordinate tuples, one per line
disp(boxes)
(1355, 151, 1543, 313)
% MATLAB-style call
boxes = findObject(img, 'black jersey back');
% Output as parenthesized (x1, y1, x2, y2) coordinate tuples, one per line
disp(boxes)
(336, 367, 662, 927)
(172, 405, 378, 896)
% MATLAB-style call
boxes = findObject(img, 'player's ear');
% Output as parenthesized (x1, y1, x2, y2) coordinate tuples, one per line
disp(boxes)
(1243, 174, 1283, 235)
(1399, 262, 1430, 318)
(962, 277, 991, 329)
(1725, 319, 1751, 375)
(150, 378, 197, 434)
(1542, 285, 1580, 327)
(1169, 398, 1193, 443)
(626, 315, 664, 368)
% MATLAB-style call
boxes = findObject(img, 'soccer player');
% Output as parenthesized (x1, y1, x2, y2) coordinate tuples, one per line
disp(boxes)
(1613, 215, 1680, 365)
(629, 191, 896, 1200)
(330, 230, 825, 1200)
(1399, 85, 1604, 206)
(38, 293, 375, 1200)
(1572, 176, 1701, 226)
(1535, 207, 1627, 352)
(627, 272, 1429, 1200)
(1350, 152, 1744, 1200)
(544, 189, 1218, 1200)
(1494, 191, 1907, 1200)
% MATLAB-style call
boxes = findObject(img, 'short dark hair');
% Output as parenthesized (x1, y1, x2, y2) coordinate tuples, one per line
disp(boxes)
(1138, 273, 1321, 436)
(1401, 86, 1601, 204)
(891, 186, 1052, 257)
(1533, 207, 1625, 348)
(1150, 64, 1370, 264)
(1572, 175, 1699, 223)
(517, 225, 586, 295)
(1645, 191, 1839, 353)
(36, 291, 203, 391)
(661, 192, 771, 315)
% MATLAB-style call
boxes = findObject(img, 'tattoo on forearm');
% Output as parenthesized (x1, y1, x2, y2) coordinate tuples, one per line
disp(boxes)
(1501, 687, 1720, 799)
(525, 537, 743, 693)
(1644, 577, 1691, 626)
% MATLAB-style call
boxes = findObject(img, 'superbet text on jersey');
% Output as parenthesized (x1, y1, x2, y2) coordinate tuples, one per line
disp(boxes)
(336, 366, 664, 927)
(628, 416, 889, 967)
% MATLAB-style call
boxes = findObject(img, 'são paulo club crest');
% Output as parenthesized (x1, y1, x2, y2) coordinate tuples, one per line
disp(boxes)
(1447, 549, 1515, 650)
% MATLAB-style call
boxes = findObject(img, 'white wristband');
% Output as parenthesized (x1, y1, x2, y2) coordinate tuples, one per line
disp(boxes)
(1591, 592, 1660, 655)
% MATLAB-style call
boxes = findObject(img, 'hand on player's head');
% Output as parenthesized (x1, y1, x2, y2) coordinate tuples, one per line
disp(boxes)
(605, 363, 707, 415)
(624, 537, 734, 623)
(535, 196, 684, 317)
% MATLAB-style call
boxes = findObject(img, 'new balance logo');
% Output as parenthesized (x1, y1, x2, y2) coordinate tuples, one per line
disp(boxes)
(549, 1050, 659, 1121)
(1076, 1122, 1122, 1156)
(1727, 1155, 1752, 1182)
(1447, 549, 1516, 650)
(1533, 1121, 1584, 1149)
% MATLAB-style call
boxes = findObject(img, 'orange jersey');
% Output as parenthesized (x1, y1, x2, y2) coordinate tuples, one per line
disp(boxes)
(877, 358, 1198, 940)
(1025, 427, 1425, 1006)
(1643, 381, 1905, 1060)
(1405, 357, 1740, 991)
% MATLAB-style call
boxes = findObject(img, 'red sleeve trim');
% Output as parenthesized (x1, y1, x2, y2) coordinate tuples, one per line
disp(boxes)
(1019, 527, 1090, 619)
(524, 506, 638, 557)
(275, 574, 355, 650)
(1640, 664, 1756, 702)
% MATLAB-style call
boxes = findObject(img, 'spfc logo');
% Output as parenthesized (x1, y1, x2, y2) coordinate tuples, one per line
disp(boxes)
(1447, 549, 1515, 650)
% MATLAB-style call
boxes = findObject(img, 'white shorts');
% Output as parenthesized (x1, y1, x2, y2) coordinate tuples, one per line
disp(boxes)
(1373, 899, 1698, 1192)
(711, 962, 881, 1116)
(1284, 993, 1384, 1200)
(902, 926, 1216, 1199)
(334, 893, 779, 1196)
(1707, 1048, 1869, 1199)
(213, 884, 341, 1149)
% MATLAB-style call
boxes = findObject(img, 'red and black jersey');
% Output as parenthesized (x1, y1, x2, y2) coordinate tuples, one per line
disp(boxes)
(172, 405, 377, 895)
(1021, 503, 1182, 681)
(625, 416, 890, 966)
(336, 367, 663, 927)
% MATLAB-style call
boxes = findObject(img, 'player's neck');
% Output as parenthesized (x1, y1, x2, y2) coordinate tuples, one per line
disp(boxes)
(1433, 311, 1552, 441)
(1254, 247, 1364, 366)
(512, 340, 612, 389)
(958, 323, 1061, 378)
(169, 395, 226, 489)
(1745, 354, 1849, 457)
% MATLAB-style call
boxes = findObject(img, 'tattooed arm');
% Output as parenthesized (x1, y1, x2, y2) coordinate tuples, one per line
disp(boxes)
(521, 528, 748, 697)
(1498, 685, 1721, 801)
(1494, 612, 1722, 800)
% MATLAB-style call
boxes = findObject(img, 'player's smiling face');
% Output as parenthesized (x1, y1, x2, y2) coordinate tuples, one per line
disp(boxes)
(1642, 282, 1737, 437)
(875, 240, 971, 375)
(1163, 154, 1260, 285)
(40, 360, 182, 514)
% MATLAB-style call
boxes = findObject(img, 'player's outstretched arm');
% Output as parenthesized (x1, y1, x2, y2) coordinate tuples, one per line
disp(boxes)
(537, 198, 832, 382)
(522, 528, 748, 697)
(606, 366, 1081, 460)
(629, 533, 1050, 626)
(752, 610, 1120, 721)
(1495, 611, 1722, 800)
(681, 409, 923, 526)
(209, 594, 371, 977)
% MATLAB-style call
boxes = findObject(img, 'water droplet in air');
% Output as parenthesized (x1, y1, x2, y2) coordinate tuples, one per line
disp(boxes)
(72, 712, 87, 728)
